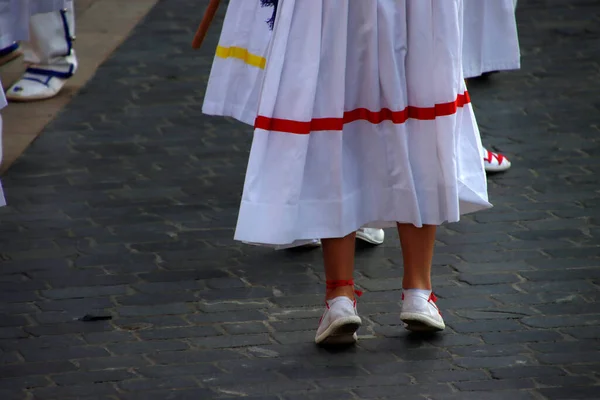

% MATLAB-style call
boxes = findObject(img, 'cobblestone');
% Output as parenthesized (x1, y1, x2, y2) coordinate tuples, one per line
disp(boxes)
(0, 0, 599, 398)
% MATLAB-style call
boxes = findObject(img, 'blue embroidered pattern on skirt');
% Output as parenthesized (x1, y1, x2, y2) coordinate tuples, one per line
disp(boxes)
(260, 0, 278, 29)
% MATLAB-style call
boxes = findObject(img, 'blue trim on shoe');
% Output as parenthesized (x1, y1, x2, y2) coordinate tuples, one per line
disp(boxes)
(19, 76, 52, 86)
(9, 76, 51, 94)
(0, 43, 19, 57)
(26, 66, 74, 79)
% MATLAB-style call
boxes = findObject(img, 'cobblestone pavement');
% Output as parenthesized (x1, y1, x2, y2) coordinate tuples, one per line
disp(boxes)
(1, 1, 599, 399)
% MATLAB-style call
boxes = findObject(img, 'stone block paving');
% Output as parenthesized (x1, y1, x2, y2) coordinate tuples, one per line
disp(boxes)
(0, 0, 599, 399)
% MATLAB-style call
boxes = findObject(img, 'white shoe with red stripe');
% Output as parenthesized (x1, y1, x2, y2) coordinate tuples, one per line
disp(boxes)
(315, 296, 362, 345)
(400, 290, 445, 332)
(483, 148, 511, 172)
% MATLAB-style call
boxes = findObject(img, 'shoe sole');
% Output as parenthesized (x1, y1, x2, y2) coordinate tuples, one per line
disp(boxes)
(315, 316, 362, 345)
(484, 162, 512, 173)
(356, 231, 384, 245)
(400, 312, 445, 332)
(6, 91, 61, 102)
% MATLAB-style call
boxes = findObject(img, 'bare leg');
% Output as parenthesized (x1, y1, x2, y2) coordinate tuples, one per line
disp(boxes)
(397, 223, 436, 289)
(397, 223, 445, 331)
(315, 232, 362, 345)
(321, 232, 356, 300)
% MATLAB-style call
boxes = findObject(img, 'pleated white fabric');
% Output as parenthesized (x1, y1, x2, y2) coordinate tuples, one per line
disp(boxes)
(462, 0, 520, 78)
(204, 0, 491, 247)
(202, 0, 273, 126)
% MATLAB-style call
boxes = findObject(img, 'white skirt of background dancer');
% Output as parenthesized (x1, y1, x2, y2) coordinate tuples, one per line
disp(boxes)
(205, 0, 491, 247)
(203, 0, 272, 126)
(462, 0, 520, 79)
(204, 0, 320, 249)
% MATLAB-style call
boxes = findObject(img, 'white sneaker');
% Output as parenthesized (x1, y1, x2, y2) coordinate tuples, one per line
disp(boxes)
(315, 296, 362, 345)
(483, 148, 511, 172)
(356, 228, 385, 245)
(400, 290, 445, 332)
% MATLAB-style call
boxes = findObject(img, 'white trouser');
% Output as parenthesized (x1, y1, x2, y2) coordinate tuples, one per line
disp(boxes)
(22, 0, 77, 77)
(0, 0, 69, 47)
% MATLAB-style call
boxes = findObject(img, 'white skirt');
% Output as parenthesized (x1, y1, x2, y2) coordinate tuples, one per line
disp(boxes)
(204, 0, 491, 246)
(462, 0, 520, 78)
(202, 0, 273, 126)
(203, 0, 521, 123)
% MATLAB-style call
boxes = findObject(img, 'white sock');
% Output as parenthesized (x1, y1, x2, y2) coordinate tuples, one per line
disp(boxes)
(403, 288, 432, 299)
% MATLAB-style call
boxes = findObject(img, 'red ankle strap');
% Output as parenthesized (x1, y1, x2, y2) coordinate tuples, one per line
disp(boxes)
(326, 279, 363, 297)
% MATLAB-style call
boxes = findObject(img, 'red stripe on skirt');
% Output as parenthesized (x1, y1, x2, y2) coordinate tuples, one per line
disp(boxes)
(254, 92, 471, 134)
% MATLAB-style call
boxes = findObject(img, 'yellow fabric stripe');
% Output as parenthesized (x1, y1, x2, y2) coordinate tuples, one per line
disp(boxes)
(215, 46, 267, 69)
